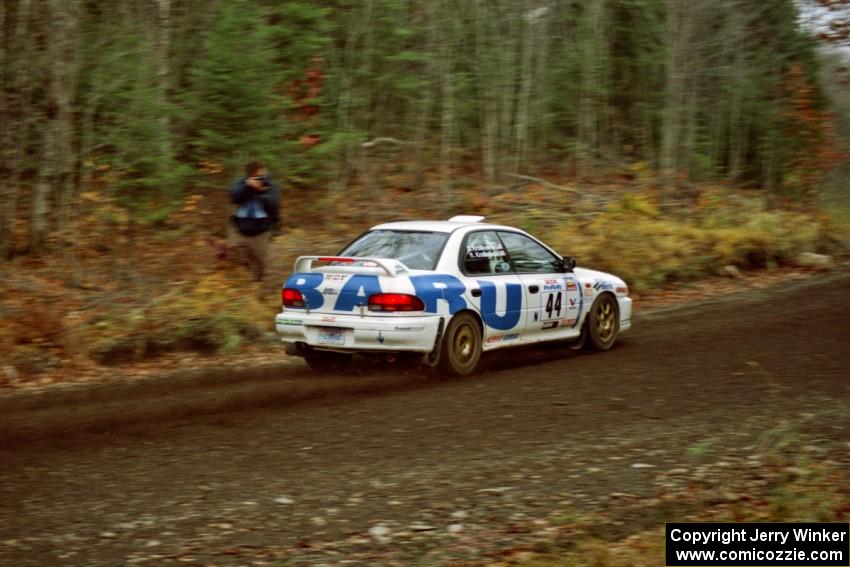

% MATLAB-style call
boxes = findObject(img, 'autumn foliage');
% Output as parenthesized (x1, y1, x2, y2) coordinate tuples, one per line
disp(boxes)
(781, 65, 847, 202)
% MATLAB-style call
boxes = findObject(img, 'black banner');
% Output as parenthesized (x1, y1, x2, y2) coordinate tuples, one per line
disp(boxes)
(666, 523, 849, 566)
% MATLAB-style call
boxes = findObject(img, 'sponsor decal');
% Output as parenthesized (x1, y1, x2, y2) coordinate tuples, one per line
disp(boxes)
(334, 275, 382, 311)
(486, 335, 503, 344)
(286, 272, 325, 308)
(593, 280, 614, 291)
(466, 244, 506, 259)
(477, 280, 523, 331)
(544, 279, 559, 285)
(566, 281, 578, 291)
(569, 298, 576, 306)
(321, 315, 336, 323)
(584, 288, 593, 297)
(321, 288, 339, 296)
(543, 283, 563, 292)
(542, 321, 558, 330)
(279, 318, 302, 326)
(410, 274, 467, 314)
(561, 318, 577, 326)
(503, 333, 520, 341)
(289, 271, 525, 333)
(324, 274, 348, 282)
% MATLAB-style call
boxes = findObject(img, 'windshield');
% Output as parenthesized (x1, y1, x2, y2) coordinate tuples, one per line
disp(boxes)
(339, 230, 448, 270)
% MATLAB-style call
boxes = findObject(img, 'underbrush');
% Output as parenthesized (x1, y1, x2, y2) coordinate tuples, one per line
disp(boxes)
(526, 191, 842, 290)
(86, 272, 270, 364)
(0, 183, 843, 380)
(0, 269, 271, 375)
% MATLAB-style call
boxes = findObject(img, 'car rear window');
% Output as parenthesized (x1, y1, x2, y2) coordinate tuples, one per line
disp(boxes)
(338, 230, 448, 270)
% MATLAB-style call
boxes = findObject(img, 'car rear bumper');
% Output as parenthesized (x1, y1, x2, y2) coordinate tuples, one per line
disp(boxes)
(618, 296, 633, 331)
(275, 311, 442, 353)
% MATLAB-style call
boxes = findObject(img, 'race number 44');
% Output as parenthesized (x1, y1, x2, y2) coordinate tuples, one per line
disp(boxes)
(543, 291, 563, 321)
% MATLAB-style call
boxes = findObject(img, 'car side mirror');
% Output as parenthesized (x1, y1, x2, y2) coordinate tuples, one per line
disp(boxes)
(560, 255, 576, 272)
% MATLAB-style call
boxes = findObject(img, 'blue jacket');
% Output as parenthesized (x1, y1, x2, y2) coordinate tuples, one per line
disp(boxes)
(229, 175, 280, 236)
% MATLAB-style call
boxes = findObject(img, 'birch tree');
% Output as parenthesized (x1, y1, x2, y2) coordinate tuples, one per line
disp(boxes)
(30, 0, 80, 253)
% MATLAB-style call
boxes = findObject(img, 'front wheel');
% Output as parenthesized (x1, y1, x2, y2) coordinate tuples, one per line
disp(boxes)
(584, 294, 620, 351)
(437, 312, 482, 377)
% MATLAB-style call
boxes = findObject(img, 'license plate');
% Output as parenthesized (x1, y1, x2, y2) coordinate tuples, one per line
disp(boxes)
(317, 327, 346, 346)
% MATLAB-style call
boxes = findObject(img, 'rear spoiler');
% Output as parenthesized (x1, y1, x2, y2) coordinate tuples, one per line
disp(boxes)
(293, 256, 410, 277)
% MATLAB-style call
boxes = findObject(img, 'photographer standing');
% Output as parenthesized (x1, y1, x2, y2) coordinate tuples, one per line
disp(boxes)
(229, 161, 280, 281)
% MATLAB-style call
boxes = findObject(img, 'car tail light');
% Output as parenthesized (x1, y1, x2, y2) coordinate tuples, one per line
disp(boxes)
(281, 288, 305, 308)
(368, 293, 425, 312)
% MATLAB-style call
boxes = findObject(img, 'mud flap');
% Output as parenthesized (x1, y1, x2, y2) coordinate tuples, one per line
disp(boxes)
(425, 317, 446, 367)
(569, 320, 587, 350)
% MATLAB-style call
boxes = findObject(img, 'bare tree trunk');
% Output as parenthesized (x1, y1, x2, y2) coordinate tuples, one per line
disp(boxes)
(54, 0, 80, 225)
(439, 22, 456, 205)
(713, 0, 744, 184)
(30, 0, 78, 253)
(155, 0, 172, 157)
(497, 5, 517, 168)
(30, 0, 53, 254)
(0, 0, 10, 259)
(474, 0, 497, 190)
(408, 1, 437, 192)
(1, 0, 33, 259)
(576, 0, 607, 176)
(333, 0, 374, 194)
(31, 152, 53, 253)
(659, 0, 692, 208)
(530, 13, 551, 164)
(359, 2, 380, 199)
(513, 1, 535, 173)
(55, 0, 81, 282)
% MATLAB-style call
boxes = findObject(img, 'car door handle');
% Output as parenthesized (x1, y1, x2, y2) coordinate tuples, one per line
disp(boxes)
(470, 288, 482, 297)
(528, 285, 539, 294)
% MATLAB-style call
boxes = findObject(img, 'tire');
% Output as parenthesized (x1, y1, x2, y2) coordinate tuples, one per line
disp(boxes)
(437, 312, 482, 377)
(584, 293, 620, 351)
(303, 348, 353, 372)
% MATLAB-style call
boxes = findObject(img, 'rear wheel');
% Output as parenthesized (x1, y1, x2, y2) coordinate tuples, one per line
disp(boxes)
(303, 348, 353, 372)
(438, 312, 482, 377)
(585, 294, 619, 351)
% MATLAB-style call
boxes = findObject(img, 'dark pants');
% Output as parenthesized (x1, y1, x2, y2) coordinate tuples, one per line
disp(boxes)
(231, 229, 271, 281)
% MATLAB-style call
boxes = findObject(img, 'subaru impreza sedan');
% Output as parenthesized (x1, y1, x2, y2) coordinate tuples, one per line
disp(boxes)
(276, 215, 631, 375)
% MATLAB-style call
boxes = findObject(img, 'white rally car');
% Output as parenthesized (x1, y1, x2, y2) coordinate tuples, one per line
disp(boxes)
(276, 216, 631, 376)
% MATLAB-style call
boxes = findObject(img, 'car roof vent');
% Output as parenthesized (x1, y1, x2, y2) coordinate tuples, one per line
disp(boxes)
(448, 215, 486, 223)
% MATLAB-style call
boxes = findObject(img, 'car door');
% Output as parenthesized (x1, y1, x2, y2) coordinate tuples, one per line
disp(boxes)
(497, 231, 583, 342)
(458, 230, 525, 348)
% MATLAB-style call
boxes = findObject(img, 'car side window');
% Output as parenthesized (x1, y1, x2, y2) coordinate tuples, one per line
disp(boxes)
(498, 231, 561, 274)
(462, 231, 512, 275)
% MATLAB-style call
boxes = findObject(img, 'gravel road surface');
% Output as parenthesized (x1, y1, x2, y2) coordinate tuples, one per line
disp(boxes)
(1, 273, 848, 566)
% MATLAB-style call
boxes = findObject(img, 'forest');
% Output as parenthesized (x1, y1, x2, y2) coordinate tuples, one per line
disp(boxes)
(0, 0, 847, 380)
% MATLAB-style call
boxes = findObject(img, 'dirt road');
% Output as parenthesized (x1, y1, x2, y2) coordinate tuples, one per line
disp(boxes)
(1, 273, 849, 566)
